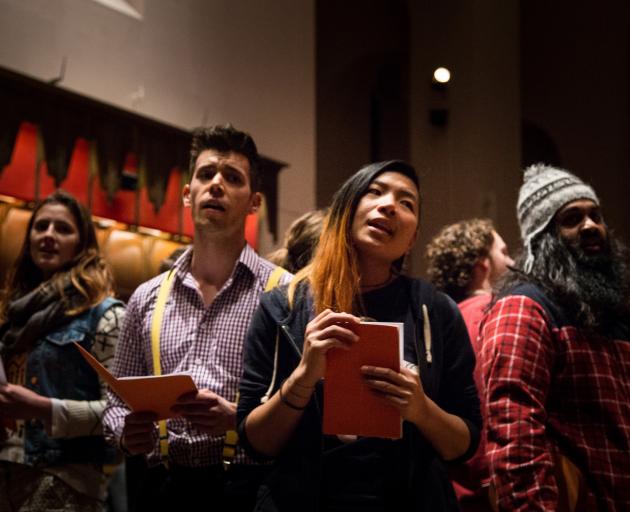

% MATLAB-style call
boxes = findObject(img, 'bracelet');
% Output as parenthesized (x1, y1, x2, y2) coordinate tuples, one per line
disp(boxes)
(292, 380, 316, 390)
(278, 383, 307, 411)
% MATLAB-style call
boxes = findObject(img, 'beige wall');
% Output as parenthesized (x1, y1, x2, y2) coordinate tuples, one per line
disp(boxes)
(0, 0, 316, 252)
(408, 0, 522, 277)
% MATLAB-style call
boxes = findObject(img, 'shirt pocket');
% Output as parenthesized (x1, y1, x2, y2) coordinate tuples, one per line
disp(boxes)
(45, 328, 88, 347)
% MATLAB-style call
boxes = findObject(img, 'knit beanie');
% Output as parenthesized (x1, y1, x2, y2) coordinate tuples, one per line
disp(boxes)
(517, 163, 599, 272)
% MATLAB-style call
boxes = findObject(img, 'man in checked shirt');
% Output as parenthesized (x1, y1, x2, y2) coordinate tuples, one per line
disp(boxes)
(480, 163, 630, 511)
(103, 125, 290, 511)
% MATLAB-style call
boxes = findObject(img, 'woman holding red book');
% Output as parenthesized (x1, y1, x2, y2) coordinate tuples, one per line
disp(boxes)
(237, 161, 480, 511)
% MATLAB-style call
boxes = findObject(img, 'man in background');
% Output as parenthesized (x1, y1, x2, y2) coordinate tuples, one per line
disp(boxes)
(480, 164, 630, 510)
(426, 218, 513, 510)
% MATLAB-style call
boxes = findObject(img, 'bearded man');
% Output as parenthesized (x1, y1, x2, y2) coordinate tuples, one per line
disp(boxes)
(480, 163, 630, 511)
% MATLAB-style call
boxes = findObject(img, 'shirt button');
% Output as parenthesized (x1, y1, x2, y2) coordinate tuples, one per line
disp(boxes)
(194, 358, 202, 366)
(30, 376, 38, 385)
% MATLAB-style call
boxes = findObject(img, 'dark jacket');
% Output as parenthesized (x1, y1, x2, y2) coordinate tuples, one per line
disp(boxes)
(24, 297, 122, 467)
(237, 277, 481, 511)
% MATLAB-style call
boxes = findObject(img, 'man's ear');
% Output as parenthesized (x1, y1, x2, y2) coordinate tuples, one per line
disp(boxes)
(248, 192, 262, 214)
(182, 183, 191, 208)
(479, 257, 490, 272)
(473, 257, 490, 280)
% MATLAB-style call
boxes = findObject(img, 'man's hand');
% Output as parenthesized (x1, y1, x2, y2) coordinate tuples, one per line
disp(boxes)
(121, 411, 157, 455)
(171, 389, 236, 436)
(0, 383, 51, 422)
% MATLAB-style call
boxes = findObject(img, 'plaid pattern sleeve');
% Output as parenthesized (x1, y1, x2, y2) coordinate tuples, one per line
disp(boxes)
(480, 295, 559, 510)
(481, 293, 630, 511)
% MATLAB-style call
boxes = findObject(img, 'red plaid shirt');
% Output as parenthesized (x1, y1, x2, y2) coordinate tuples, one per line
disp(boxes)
(480, 286, 630, 511)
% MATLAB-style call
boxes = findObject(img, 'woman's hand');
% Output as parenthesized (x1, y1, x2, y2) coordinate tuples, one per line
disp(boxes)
(361, 366, 428, 426)
(361, 365, 471, 459)
(0, 383, 52, 422)
(294, 309, 360, 387)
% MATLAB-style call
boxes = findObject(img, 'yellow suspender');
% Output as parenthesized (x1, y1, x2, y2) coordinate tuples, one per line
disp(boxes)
(151, 266, 286, 467)
(151, 269, 176, 464)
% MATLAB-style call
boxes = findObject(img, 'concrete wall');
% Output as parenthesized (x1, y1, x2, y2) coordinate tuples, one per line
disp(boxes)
(0, 0, 316, 253)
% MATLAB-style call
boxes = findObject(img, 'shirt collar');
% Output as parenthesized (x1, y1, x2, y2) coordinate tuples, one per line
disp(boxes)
(172, 243, 260, 282)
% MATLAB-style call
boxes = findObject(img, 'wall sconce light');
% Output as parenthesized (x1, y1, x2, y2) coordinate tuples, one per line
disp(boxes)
(430, 66, 451, 127)
(432, 67, 451, 85)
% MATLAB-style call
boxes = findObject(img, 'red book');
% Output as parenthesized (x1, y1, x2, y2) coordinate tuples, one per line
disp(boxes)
(323, 322, 403, 439)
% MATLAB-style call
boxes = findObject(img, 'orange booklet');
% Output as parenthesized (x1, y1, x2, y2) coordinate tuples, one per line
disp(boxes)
(74, 342, 197, 420)
(323, 322, 403, 439)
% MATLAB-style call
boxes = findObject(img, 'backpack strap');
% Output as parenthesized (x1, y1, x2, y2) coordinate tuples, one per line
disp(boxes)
(265, 266, 287, 292)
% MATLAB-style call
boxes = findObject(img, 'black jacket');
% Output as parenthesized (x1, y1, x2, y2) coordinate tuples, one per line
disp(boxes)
(237, 277, 481, 511)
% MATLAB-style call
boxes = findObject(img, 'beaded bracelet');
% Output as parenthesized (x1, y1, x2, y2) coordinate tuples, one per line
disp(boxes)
(278, 382, 307, 411)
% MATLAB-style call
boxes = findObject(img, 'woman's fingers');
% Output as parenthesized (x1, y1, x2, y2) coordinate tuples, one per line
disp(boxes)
(306, 310, 361, 334)
(361, 365, 408, 384)
(360, 365, 428, 423)
(361, 365, 420, 398)
(304, 313, 360, 354)
(363, 377, 412, 399)
(315, 324, 358, 344)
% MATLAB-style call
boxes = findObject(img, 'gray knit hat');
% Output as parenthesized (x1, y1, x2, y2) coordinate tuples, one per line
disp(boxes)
(517, 163, 599, 272)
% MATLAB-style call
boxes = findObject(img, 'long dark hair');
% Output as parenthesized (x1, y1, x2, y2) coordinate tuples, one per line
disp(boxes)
(0, 191, 115, 321)
(288, 160, 420, 314)
(498, 226, 629, 333)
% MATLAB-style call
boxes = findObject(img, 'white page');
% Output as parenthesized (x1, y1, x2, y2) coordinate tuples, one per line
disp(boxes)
(0, 356, 7, 384)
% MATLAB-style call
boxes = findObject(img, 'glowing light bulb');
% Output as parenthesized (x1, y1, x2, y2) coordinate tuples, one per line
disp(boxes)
(433, 67, 451, 84)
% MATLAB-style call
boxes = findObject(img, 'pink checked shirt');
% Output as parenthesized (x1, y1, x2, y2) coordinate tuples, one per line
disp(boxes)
(103, 245, 290, 467)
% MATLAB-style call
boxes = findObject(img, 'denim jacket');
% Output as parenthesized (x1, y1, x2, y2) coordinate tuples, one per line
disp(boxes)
(24, 297, 123, 467)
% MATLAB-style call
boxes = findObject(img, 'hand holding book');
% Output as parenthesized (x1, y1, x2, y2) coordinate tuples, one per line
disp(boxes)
(361, 364, 428, 429)
(323, 322, 405, 439)
(74, 342, 197, 420)
(295, 309, 361, 388)
(171, 389, 236, 435)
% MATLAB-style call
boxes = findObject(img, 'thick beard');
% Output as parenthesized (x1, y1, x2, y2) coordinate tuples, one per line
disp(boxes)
(499, 230, 630, 335)
(563, 239, 626, 331)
